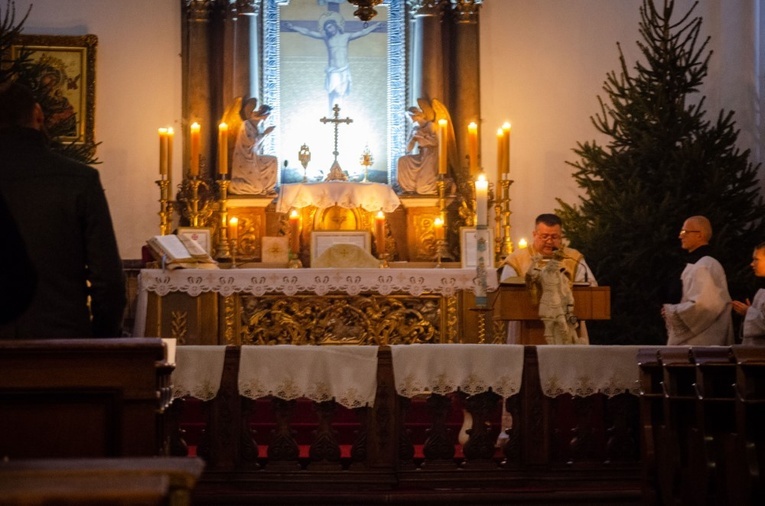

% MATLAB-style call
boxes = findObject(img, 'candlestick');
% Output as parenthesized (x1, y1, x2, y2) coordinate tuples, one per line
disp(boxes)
(159, 128, 168, 176)
(375, 210, 386, 255)
(468, 122, 478, 174)
(218, 123, 228, 176)
(166, 128, 174, 190)
(190, 122, 201, 177)
(438, 118, 448, 175)
(228, 216, 239, 242)
(496, 128, 503, 183)
(475, 173, 488, 226)
(289, 209, 301, 255)
(434, 216, 444, 241)
(502, 122, 511, 174)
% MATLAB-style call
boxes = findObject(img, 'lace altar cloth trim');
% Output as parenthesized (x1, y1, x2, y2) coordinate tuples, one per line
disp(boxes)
(138, 267, 498, 298)
(536, 345, 643, 398)
(276, 181, 401, 214)
(390, 344, 525, 398)
(238, 345, 379, 409)
(171, 346, 226, 401)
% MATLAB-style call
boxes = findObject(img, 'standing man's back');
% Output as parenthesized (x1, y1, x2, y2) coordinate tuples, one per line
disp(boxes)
(0, 83, 125, 338)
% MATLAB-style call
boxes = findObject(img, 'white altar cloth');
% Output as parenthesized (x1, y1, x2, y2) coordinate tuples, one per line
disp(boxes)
(133, 267, 498, 337)
(536, 345, 644, 398)
(171, 345, 227, 401)
(238, 345, 379, 409)
(276, 182, 401, 213)
(390, 344, 525, 398)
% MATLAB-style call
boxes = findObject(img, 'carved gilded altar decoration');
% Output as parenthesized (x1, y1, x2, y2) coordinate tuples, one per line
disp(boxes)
(449, 0, 482, 23)
(236, 294, 445, 345)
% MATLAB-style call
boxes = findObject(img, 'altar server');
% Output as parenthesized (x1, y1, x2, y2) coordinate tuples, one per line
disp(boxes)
(732, 242, 765, 345)
(662, 216, 733, 345)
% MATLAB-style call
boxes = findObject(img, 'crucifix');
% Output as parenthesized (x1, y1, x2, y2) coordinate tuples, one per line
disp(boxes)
(320, 104, 354, 163)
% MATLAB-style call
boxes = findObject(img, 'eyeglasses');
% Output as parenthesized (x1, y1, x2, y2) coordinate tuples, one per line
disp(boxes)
(679, 229, 701, 236)
(537, 234, 562, 241)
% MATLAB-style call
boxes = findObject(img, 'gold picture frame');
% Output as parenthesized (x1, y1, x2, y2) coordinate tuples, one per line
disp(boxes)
(311, 231, 371, 264)
(177, 227, 213, 256)
(460, 227, 495, 269)
(10, 34, 97, 148)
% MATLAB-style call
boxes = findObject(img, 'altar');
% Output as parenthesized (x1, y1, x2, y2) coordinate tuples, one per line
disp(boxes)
(134, 266, 499, 345)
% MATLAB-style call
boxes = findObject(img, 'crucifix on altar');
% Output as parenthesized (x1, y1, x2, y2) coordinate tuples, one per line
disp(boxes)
(320, 104, 354, 181)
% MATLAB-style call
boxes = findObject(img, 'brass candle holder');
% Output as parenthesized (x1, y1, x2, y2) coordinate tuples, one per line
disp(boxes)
(156, 178, 175, 236)
(215, 179, 232, 259)
(299, 144, 311, 183)
(177, 171, 214, 228)
(496, 175, 514, 263)
(229, 239, 238, 268)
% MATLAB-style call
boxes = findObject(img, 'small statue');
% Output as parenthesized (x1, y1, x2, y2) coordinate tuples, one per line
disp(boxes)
(526, 252, 581, 345)
(397, 98, 454, 195)
(225, 97, 278, 195)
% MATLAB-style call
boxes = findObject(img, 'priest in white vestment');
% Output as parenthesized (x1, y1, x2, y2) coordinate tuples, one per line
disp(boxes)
(732, 242, 765, 345)
(662, 216, 734, 346)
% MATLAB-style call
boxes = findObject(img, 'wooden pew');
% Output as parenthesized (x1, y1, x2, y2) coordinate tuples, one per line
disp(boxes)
(732, 346, 765, 504)
(0, 457, 204, 506)
(637, 346, 664, 504)
(656, 347, 695, 505)
(690, 346, 735, 505)
(0, 338, 171, 459)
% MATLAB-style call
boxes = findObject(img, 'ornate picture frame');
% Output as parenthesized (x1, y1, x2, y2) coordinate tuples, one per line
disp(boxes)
(177, 227, 213, 256)
(311, 230, 371, 264)
(10, 34, 97, 148)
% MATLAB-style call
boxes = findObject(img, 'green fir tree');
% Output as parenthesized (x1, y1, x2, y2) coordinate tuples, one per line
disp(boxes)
(557, 0, 765, 345)
(0, 0, 97, 164)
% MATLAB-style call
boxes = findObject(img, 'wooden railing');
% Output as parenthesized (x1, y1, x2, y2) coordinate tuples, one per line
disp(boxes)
(168, 346, 642, 503)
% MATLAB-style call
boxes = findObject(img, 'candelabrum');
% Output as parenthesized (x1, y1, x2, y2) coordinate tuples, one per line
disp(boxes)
(178, 173, 214, 228)
(229, 238, 238, 268)
(215, 179, 232, 259)
(156, 178, 175, 235)
(378, 252, 389, 268)
(434, 238, 446, 268)
(495, 176, 514, 263)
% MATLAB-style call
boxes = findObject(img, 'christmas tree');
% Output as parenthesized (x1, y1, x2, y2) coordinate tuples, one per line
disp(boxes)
(0, 0, 97, 164)
(557, 0, 765, 344)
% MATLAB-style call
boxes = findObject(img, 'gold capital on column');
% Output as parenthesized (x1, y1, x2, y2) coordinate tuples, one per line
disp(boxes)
(449, 0, 482, 24)
(408, 0, 443, 18)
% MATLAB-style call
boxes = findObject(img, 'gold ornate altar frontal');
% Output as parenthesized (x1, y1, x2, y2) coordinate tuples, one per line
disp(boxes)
(137, 267, 494, 345)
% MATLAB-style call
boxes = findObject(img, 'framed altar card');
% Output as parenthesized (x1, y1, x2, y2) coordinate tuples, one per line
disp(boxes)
(261, 236, 289, 264)
(177, 227, 213, 255)
(311, 231, 371, 264)
(10, 34, 97, 149)
(460, 227, 494, 269)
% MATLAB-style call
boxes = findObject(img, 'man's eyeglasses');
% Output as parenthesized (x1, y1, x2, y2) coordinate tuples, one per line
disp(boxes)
(679, 229, 701, 236)
(537, 234, 562, 241)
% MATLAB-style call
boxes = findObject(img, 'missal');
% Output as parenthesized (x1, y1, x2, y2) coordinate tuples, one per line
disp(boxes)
(147, 234, 218, 270)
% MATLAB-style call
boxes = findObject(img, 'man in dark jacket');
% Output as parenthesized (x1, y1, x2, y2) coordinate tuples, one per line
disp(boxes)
(0, 82, 125, 338)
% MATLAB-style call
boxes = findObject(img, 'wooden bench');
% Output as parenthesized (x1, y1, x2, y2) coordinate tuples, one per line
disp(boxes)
(0, 338, 171, 459)
(0, 457, 204, 506)
(732, 346, 765, 504)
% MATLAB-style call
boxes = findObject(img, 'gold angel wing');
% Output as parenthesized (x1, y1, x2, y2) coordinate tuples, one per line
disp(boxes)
(431, 98, 458, 174)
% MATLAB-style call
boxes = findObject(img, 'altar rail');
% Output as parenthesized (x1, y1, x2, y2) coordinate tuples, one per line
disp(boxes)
(170, 346, 643, 504)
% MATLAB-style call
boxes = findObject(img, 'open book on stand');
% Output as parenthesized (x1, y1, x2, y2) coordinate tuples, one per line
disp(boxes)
(147, 234, 218, 270)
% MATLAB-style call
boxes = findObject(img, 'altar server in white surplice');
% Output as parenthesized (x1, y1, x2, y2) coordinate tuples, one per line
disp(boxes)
(662, 216, 734, 346)
(732, 242, 765, 345)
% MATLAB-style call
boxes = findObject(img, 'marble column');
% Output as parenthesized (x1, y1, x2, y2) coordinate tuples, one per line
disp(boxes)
(409, 0, 446, 105)
(448, 0, 482, 178)
(184, 0, 214, 178)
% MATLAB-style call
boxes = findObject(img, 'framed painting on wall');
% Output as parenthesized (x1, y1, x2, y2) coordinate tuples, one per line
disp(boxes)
(10, 34, 97, 150)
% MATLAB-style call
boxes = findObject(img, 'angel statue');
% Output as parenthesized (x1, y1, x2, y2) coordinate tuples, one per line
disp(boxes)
(526, 252, 582, 345)
(397, 98, 455, 195)
(224, 97, 278, 195)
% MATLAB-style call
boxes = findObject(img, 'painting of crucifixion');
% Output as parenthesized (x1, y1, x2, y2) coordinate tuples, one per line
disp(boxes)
(262, 0, 406, 185)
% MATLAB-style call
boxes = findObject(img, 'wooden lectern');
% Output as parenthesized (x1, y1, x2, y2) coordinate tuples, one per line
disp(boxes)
(492, 284, 611, 345)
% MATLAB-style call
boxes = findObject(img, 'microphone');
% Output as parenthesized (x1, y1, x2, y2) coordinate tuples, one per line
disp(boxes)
(552, 247, 590, 284)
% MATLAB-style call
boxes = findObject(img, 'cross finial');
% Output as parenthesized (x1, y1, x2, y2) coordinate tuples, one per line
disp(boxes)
(320, 104, 354, 162)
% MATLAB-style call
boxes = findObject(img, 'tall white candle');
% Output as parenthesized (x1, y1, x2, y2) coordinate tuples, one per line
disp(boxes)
(475, 173, 488, 226)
